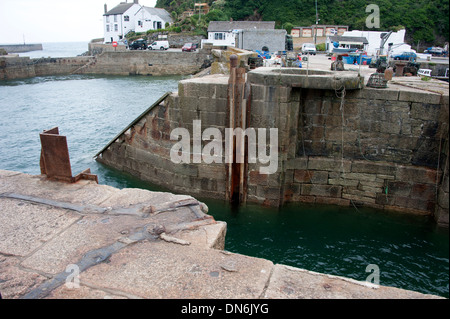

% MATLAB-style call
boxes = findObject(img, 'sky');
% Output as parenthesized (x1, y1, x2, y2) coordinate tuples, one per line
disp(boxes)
(0, 0, 157, 44)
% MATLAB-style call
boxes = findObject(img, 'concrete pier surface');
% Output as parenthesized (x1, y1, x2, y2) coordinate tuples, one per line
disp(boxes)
(0, 169, 444, 299)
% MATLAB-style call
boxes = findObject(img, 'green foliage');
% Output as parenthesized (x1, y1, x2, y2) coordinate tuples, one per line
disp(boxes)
(283, 22, 294, 35)
(155, 0, 448, 44)
(176, 0, 446, 43)
(316, 43, 326, 51)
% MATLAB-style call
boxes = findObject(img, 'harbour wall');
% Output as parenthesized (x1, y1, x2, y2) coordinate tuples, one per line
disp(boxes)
(77, 50, 212, 76)
(0, 56, 95, 80)
(0, 50, 212, 80)
(0, 43, 42, 53)
(96, 69, 449, 226)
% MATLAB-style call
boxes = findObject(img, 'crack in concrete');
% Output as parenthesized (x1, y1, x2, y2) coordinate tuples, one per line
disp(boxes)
(21, 229, 157, 299)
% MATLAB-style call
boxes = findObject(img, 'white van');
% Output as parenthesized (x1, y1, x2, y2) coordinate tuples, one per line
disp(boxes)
(302, 43, 317, 55)
(148, 41, 169, 50)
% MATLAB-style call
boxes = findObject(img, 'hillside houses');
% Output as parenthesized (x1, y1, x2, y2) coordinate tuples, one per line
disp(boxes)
(103, 0, 172, 43)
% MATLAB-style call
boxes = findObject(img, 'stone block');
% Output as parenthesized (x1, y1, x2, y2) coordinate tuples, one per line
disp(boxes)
(293, 169, 326, 184)
(328, 178, 359, 187)
(249, 170, 268, 185)
(340, 172, 377, 182)
(398, 90, 441, 104)
(410, 103, 442, 121)
(342, 193, 376, 204)
(301, 184, 342, 198)
(438, 189, 449, 209)
(350, 87, 399, 101)
(344, 187, 377, 199)
(386, 181, 411, 197)
(410, 183, 437, 201)
(307, 157, 351, 172)
(395, 165, 439, 184)
(315, 197, 350, 206)
(351, 161, 396, 175)
(434, 206, 449, 226)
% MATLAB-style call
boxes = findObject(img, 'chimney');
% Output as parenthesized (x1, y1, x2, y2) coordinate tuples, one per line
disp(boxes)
(104, 4, 107, 14)
(134, 0, 139, 3)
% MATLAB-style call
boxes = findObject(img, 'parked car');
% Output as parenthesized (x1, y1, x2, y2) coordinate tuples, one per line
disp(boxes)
(182, 43, 196, 52)
(129, 39, 147, 50)
(392, 51, 417, 61)
(302, 43, 317, 55)
(148, 41, 169, 50)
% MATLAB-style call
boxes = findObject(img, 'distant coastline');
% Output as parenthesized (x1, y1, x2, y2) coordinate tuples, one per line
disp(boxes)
(0, 43, 43, 53)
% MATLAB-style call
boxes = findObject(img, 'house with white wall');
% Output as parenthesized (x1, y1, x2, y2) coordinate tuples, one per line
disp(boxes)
(134, 6, 173, 32)
(204, 21, 276, 48)
(103, 1, 172, 44)
(103, 1, 141, 43)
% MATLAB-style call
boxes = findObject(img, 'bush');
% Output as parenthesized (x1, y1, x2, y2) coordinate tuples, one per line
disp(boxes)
(316, 43, 326, 51)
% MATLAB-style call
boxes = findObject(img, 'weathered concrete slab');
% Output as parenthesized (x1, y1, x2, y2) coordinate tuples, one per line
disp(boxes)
(0, 198, 80, 257)
(78, 241, 273, 299)
(264, 264, 443, 299)
(0, 170, 445, 299)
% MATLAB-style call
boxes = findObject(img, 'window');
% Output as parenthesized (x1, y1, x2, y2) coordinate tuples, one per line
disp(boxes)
(106, 25, 110, 32)
(114, 24, 118, 32)
(106, 16, 110, 23)
(138, 20, 143, 26)
(124, 15, 129, 22)
(214, 33, 224, 40)
(114, 15, 117, 22)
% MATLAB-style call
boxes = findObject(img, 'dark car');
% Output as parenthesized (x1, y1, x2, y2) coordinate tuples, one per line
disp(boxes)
(182, 43, 196, 52)
(129, 39, 148, 50)
(392, 51, 417, 61)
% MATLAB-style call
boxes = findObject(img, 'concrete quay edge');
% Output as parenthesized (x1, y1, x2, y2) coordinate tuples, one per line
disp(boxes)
(0, 169, 444, 299)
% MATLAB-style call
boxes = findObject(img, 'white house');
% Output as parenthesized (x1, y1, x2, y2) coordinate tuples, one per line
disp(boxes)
(103, 1, 172, 44)
(134, 6, 173, 32)
(203, 21, 276, 48)
(341, 29, 411, 56)
(103, 1, 141, 43)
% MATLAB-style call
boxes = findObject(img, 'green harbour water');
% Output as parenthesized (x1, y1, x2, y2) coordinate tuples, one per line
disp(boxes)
(1, 73, 448, 298)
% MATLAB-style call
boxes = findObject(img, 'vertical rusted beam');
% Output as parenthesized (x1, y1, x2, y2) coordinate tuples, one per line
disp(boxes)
(226, 54, 248, 205)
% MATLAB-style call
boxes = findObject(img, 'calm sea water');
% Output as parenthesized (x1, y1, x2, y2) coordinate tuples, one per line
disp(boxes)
(0, 43, 448, 298)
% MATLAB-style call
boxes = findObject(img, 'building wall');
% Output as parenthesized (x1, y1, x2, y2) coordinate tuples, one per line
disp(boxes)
(237, 29, 287, 52)
(104, 4, 141, 43)
(206, 32, 236, 47)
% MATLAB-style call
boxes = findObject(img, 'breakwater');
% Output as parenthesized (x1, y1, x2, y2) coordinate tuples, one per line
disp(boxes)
(0, 44, 42, 53)
(96, 66, 449, 226)
(0, 50, 212, 80)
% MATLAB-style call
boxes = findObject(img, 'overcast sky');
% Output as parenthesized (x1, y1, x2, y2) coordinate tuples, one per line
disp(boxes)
(0, 0, 157, 44)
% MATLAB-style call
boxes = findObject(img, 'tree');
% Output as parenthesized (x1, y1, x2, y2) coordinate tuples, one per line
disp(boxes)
(283, 22, 294, 35)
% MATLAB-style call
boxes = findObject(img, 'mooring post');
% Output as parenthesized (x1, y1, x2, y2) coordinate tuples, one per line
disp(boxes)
(226, 54, 247, 204)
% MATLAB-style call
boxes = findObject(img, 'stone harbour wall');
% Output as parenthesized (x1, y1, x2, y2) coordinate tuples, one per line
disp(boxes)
(0, 50, 212, 80)
(0, 56, 95, 80)
(97, 70, 449, 225)
(98, 75, 230, 200)
(78, 51, 212, 76)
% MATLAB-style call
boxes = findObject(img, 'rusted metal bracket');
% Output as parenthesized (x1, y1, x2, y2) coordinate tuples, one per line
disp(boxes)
(39, 127, 98, 183)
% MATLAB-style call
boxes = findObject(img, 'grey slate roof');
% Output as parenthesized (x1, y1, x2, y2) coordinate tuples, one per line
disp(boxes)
(329, 36, 369, 44)
(141, 6, 173, 23)
(208, 21, 275, 32)
(104, 2, 135, 16)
